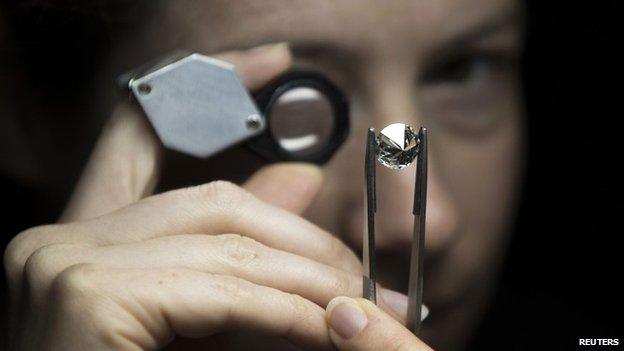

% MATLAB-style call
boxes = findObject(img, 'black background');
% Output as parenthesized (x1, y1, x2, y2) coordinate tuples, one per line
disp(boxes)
(470, 1, 622, 349)
(1, 1, 622, 349)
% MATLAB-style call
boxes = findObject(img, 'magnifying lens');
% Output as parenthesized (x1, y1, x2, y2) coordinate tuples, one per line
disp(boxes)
(249, 70, 349, 163)
(117, 52, 349, 164)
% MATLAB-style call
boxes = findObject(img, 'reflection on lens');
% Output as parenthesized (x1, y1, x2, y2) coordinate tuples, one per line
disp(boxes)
(269, 87, 334, 157)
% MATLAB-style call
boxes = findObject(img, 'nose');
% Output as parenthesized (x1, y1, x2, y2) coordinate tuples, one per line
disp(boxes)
(375, 163, 458, 253)
(362, 65, 459, 254)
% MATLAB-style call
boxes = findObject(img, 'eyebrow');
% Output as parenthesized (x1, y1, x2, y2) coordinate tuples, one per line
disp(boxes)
(437, 7, 523, 53)
(288, 41, 359, 61)
(294, 10, 520, 58)
(414, 8, 523, 73)
(228, 5, 522, 63)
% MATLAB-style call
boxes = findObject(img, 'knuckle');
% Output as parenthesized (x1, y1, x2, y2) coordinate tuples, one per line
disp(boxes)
(286, 293, 314, 325)
(4, 225, 56, 282)
(325, 236, 343, 259)
(22, 243, 75, 288)
(328, 271, 355, 296)
(50, 265, 132, 349)
(198, 180, 252, 212)
(51, 263, 102, 300)
(326, 236, 352, 266)
(200, 180, 242, 199)
(166, 180, 253, 221)
(385, 338, 411, 351)
(210, 273, 252, 300)
(218, 234, 263, 268)
(380, 328, 415, 351)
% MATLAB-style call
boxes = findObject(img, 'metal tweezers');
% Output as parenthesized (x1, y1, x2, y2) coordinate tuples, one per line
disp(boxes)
(363, 126, 428, 335)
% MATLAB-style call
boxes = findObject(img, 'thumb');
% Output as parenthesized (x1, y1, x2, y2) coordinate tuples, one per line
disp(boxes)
(243, 162, 324, 214)
(325, 296, 433, 351)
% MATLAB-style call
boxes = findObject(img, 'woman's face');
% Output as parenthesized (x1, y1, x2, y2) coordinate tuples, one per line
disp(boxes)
(126, 0, 524, 348)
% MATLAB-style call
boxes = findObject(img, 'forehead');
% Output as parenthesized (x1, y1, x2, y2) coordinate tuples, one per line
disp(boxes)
(166, 0, 519, 53)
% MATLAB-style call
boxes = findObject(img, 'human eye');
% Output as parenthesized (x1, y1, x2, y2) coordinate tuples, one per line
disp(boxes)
(421, 50, 513, 86)
(418, 46, 520, 135)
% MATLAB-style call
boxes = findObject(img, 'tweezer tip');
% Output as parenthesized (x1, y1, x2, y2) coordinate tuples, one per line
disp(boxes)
(367, 129, 377, 149)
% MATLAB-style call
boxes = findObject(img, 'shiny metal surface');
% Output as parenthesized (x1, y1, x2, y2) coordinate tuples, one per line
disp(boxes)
(128, 53, 265, 158)
(406, 127, 427, 334)
(363, 128, 377, 303)
(364, 125, 427, 335)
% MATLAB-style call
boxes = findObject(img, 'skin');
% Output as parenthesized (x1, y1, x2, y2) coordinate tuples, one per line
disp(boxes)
(3, 0, 524, 350)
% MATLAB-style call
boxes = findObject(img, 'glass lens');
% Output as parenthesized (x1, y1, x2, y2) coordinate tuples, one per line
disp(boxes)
(268, 87, 335, 157)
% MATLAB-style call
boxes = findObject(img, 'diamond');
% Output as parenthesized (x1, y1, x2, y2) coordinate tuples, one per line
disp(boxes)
(376, 123, 419, 169)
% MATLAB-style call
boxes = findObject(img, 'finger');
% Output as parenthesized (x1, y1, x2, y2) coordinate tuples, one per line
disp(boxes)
(53, 181, 362, 274)
(243, 163, 323, 214)
(47, 265, 333, 350)
(60, 102, 162, 222)
(9, 181, 363, 300)
(60, 43, 293, 222)
(215, 42, 292, 91)
(325, 297, 432, 351)
(25, 235, 363, 309)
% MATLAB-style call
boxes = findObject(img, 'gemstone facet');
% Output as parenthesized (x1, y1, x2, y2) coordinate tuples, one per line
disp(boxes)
(376, 123, 419, 169)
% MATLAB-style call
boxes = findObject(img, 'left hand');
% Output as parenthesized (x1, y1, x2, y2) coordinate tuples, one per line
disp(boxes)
(325, 296, 433, 351)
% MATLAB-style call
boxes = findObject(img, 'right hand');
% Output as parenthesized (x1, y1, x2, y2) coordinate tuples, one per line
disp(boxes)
(4, 43, 410, 350)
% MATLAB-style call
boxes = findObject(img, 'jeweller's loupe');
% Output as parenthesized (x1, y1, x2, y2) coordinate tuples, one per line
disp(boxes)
(249, 71, 349, 164)
(117, 52, 349, 164)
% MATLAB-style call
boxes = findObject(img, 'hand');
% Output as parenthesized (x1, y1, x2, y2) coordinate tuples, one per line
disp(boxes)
(4, 43, 374, 350)
(325, 296, 433, 351)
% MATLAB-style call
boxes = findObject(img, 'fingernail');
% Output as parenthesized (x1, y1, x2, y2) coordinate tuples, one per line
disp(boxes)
(380, 288, 408, 318)
(251, 42, 289, 54)
(380, 289, 430, 321)
(326, 296, 368, 340)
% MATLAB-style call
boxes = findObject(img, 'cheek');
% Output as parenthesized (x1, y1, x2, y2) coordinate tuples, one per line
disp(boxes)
(303, 96, 374, 236)
(303, 127, 365, 235)
(422, 111, 524, 305)
(435, 112, 524, 241)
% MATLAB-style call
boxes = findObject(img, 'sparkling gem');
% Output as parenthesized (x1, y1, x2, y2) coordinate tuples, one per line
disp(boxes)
(376, 123, 419, 169)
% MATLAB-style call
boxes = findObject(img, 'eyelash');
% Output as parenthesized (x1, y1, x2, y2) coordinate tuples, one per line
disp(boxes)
(419, 50, 516, 86)
(416, 48, 520, 136)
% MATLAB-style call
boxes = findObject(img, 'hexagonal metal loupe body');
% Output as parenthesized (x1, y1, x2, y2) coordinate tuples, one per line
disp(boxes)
(129, 53, 265, 158)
